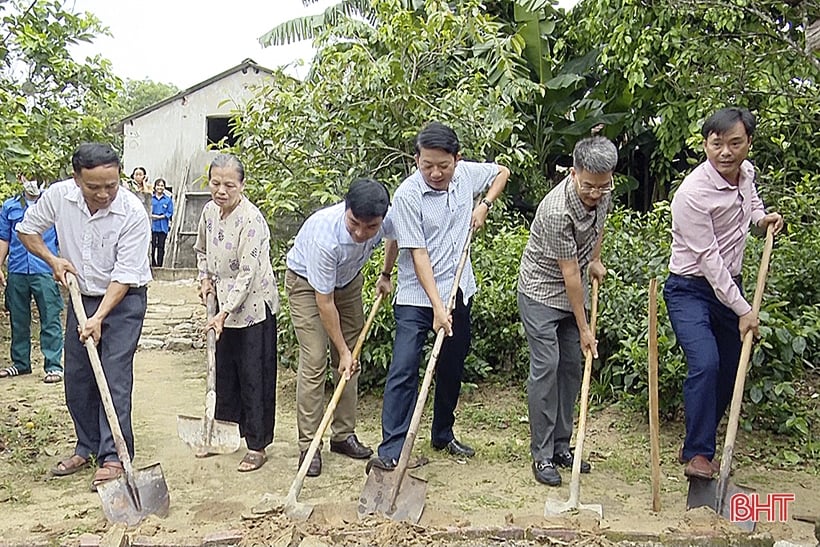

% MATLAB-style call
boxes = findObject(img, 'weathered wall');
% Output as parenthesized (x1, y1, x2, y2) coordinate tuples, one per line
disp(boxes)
(122, 68, 268, 193)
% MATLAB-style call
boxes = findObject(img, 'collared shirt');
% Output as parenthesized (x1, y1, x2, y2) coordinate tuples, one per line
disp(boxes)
(16, 179, 152, 296)
(194, 197, 279, 328)
(286, 202, 383, 294)
(387, 161, 499, 307)
(0, 194, 59, 275)
(668, 159, 766, 316)
(151, 193, 174, 233)
(518, 175, 611, 311)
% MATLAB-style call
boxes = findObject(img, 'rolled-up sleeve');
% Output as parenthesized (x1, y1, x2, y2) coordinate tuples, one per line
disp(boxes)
(111, 208, 151, 286)
(16, 191, 57, 236)
(391, 189, 425, 250)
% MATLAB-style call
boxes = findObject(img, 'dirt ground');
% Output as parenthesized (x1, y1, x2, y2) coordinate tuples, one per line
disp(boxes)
(1, 280, 818, 546)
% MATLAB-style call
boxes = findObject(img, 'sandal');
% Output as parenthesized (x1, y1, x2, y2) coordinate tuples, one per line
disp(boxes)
(91, 461, 123, 492)
(237, 450, 267, 472)
(43, 371, 63, 384)
(51, 454, 90, 476)
(0, 366, 30, 379)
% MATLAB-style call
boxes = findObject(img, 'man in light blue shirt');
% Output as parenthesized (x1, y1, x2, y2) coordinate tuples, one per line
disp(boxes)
(0, 178, 63, 382)
(368, 122, 510, 472)
(285, 178, 391, 477)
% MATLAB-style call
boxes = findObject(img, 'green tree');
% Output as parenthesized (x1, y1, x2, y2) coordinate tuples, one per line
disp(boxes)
(0, 0, 121, 194)
(565, 0, 820, 200)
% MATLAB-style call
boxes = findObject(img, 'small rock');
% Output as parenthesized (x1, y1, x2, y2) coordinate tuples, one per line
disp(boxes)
(78, 533, 102, 547)
(138, 338, 165, 350)
(202, 529, 243, 546)
(164, 338, 193, 351)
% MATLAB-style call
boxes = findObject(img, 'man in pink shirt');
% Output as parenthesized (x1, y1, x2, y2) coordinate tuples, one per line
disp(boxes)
(664, 107, 783, 480)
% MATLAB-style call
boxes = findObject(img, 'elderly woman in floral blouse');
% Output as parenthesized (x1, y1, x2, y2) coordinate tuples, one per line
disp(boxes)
(194, 153, 279, 472)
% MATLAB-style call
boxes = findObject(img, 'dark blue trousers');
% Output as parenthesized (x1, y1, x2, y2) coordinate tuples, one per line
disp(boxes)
(378, 291, 472, 461)
(64, 287, 146, 465)
(663, 274, 743, 461)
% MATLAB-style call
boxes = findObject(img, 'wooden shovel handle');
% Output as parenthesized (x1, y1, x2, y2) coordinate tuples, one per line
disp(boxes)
(648, 278, 661, 512)
(288, 293, 384, 500)
(389, 224, 475, 510)
(65, 273, 137, 480)
(716, 224, 775, 511)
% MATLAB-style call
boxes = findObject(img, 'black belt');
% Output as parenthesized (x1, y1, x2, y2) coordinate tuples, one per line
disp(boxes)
(671, 273, 742, 285)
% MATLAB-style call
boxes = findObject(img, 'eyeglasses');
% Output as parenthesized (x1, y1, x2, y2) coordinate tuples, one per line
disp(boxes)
(575, 176, 614, 195)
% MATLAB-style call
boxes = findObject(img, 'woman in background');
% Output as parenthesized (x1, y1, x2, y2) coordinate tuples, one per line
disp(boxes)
(193, 153, 279, 472)
(150, 178, 173, 267)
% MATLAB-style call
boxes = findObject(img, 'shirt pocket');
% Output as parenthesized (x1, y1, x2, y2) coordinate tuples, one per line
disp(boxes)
(90, 230, 117, 271)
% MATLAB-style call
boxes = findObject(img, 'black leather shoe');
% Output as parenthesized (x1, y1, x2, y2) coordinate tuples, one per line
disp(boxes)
(552, 448, 591, 473)
(432, 438, 475, 458)
(365, 456, 397, 475)
(298, 450, 322, 477)
(533, 460, 562, 486)
(330, 434, 373, 459)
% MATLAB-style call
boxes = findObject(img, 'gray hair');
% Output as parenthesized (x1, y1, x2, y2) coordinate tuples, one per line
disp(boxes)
(208, 153, 245, 182)
(572, 136, 618, 174)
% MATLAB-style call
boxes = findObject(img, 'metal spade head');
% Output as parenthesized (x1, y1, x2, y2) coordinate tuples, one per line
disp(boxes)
(544, 498, 604, 519)
(686, 477, 756, 532)
(357, 468, 427, 523)
(176, 415, 241, 455)
(97, 462, 170, 526)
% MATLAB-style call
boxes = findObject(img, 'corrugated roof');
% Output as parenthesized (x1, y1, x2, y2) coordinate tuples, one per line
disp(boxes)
(117, 58, 274, 127)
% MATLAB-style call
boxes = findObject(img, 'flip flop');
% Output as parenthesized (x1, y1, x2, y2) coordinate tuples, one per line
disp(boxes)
(43, 371, 63, 384)
(51, 454, 89, 476)
(237, 450, 267, 472)
(90, 461, 123, 492)
(0, 366, 30, 379)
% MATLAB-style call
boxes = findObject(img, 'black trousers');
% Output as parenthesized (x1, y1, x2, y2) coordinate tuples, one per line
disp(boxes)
(64, 287, 147, 465)
(215, 306, 278, 451)
(151, 231, 168, 267)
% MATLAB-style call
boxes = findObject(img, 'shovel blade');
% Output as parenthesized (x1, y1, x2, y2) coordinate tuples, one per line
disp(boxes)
(357, 468, 427, 523)
(176, 415, 241, 454)
(284, 498, 314, 521)
(686, 477, 756, 532)
(544, 498, 604, 518)
(97, 463, 170, 526)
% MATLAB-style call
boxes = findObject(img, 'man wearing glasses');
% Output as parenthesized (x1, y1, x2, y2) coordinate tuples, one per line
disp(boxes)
(517, 136, 618, 486)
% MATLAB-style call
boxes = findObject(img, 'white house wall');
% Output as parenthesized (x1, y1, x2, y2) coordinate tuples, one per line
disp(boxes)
(122, 69, 268, 193)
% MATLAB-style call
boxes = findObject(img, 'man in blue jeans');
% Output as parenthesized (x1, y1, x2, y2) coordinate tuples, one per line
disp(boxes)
(368, 122, 509, 472)
(664, 107, 783, 480)
(0, 177, 64, 383)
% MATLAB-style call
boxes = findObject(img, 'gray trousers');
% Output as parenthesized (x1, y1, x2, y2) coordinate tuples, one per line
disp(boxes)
(518, 292, 583, 463)
(64, 288, 147, 465)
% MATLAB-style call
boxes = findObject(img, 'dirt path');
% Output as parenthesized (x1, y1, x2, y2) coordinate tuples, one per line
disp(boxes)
(1, 280, 818, 545)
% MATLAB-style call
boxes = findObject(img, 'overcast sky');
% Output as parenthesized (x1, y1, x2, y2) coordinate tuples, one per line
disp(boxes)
(70, 0, 578, 90)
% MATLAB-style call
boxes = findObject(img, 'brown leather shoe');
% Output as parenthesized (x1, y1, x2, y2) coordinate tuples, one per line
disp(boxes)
(679, 447, 720, 474)
(684, 455, 715, 479)
(330, 434, 373, 459)
(298, 449, 322, 477)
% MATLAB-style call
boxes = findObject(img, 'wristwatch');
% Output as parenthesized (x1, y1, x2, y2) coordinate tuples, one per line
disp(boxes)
(480, 198, 493, 209)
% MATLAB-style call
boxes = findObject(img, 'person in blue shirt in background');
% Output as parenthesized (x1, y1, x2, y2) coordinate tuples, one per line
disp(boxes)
(150, 178, 173, 267)
(0, 177, 64, 383)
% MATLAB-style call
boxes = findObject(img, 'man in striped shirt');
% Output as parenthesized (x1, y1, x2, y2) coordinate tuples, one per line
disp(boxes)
(368, 122, 510, 472)
(518, 136, 618, 486)
(286, 179, 391, 477)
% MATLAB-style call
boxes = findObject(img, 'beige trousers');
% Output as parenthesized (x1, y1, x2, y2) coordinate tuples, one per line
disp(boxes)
(285, 270, 364, 451)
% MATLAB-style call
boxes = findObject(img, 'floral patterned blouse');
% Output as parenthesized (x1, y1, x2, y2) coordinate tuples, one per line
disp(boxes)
(194, 196, 279, 328)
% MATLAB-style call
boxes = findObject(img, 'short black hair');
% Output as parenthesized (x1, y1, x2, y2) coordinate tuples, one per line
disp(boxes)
(345, 178, 390, 220)
(72, 143, 120, 173)
(701, 107, 756, 139)
(414, 122, 460, 156)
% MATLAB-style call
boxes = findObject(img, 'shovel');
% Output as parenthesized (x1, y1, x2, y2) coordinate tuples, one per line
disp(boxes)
(545, 278, 603, 518)
(648, 278, 661, 512)
(177, 293, 241, 456)
(686, 224, 775, 532)
(358, 225, 475, 523)
(65, 273, 170, 526)
(283, 293, 384, 520)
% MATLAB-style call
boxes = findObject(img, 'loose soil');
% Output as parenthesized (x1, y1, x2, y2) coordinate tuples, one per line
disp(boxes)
(1, 281, 818, 545)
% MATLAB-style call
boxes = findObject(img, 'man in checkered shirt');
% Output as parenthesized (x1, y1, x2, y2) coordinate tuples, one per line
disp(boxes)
(517, 136, 618, 486)
(367, 122, 510, 472)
